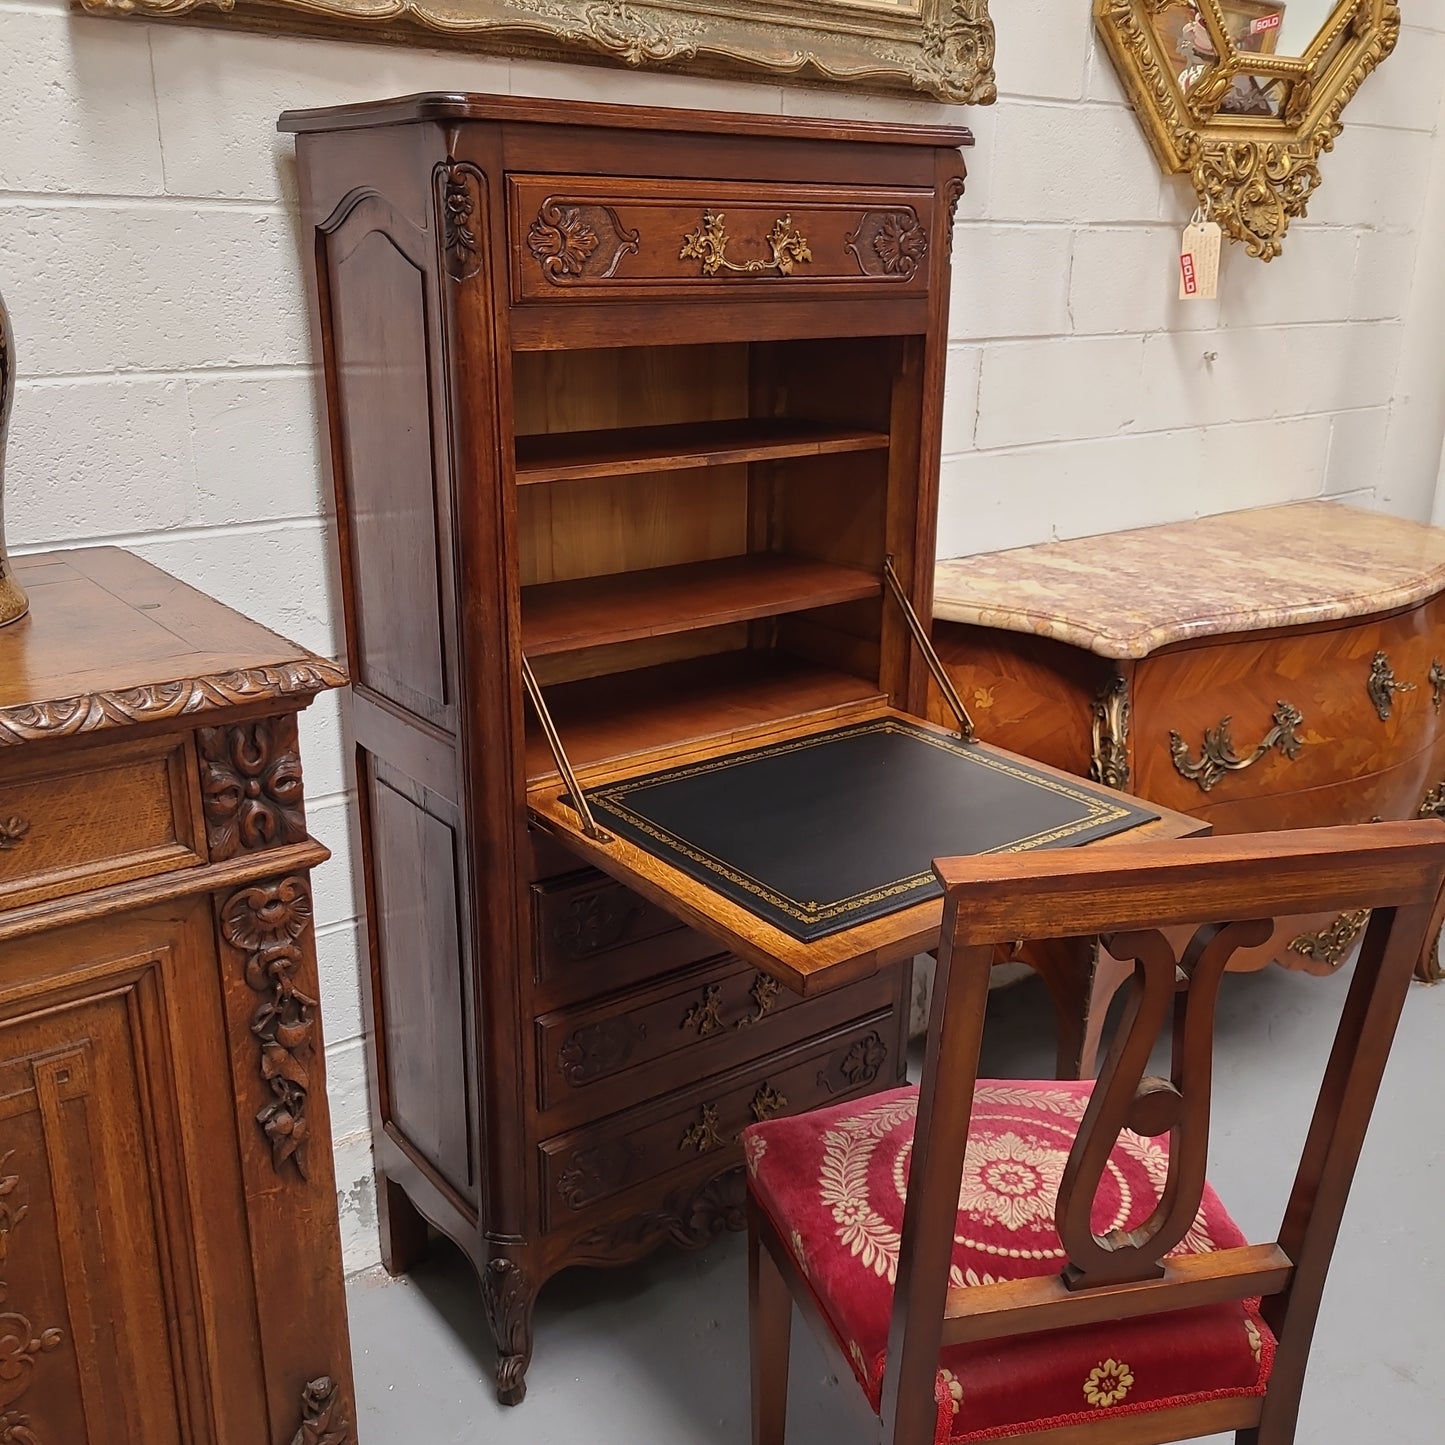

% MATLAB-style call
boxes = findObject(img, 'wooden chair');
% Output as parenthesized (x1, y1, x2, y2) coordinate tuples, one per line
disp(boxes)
(743, 822, 1445, 1445)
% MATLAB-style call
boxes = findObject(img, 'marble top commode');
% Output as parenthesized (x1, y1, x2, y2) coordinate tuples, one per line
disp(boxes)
(932, 502, 1445, 661)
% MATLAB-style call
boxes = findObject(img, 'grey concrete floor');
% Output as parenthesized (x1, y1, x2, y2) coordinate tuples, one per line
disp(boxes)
(346, 960, 1445, 1444)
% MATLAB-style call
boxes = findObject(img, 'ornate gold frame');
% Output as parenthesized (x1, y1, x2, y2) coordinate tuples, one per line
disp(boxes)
(78, 0, 996, 105)
(1093, 0, 1400, 258)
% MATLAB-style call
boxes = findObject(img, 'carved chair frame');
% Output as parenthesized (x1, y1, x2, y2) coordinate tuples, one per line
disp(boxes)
(1093, 0, 1400, 258)
(78, 0, 997, 105)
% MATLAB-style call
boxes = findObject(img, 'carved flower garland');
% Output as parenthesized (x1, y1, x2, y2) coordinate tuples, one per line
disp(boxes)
(221, 877, 318, 1179)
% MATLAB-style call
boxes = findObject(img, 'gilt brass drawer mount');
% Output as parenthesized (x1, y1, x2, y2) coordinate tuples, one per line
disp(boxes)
(1366, 651, 1415, 722)
(679, 211, 811, 277)
(1169, 701, 1305, 793)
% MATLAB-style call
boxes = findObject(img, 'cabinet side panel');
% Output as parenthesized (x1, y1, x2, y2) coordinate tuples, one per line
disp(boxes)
(366, 758, 476, 1201)
(325, 222, 451, 729)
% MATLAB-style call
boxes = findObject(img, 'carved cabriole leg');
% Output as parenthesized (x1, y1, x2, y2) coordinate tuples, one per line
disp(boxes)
(481, 1254, 538, 1406)
(213, 865, 358, 1442)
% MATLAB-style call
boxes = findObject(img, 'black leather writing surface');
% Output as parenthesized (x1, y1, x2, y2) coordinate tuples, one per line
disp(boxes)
(579, 718, 1158, 942)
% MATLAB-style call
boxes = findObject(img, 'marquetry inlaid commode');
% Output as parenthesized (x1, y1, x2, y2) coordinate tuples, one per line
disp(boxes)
(0, 548, 355, 1445)
(932, 501, 1445, 1074)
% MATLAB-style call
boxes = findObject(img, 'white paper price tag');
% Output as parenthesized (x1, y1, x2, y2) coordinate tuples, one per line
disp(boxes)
(1179, 219, 1222, 301)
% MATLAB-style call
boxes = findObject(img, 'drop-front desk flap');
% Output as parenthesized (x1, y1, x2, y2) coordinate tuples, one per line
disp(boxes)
(528, 704, 1205, 996)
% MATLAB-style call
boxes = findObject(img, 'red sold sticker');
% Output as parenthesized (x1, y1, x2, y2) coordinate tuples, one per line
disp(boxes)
(1180, 253, 1198, 296)
(1252, 12, 1281, 32)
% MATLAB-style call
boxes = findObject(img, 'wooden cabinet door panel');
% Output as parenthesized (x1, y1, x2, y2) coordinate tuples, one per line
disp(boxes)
(0, 901, 268, 1445)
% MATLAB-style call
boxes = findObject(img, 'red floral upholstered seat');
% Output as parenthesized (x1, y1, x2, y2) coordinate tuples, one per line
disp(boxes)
(744, 1080, 1273, 1444)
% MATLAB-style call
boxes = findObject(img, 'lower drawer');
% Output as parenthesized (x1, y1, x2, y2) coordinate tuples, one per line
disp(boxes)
(539, 1011, 899, 1233)
(534, 953, 896, 1121)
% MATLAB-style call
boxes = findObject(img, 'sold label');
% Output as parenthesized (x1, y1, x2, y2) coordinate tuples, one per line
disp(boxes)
(1180, 253, 1198, 296)
(1252, 12, 1281, 32)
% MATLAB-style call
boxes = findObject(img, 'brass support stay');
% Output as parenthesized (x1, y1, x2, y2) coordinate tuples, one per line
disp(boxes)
(882, 554, 975, 742)
(521, 655, 610, 843)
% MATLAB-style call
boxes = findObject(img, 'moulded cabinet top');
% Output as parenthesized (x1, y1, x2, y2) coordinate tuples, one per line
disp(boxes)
(277, 90, 974, 150)
(0, 548, 346, 747)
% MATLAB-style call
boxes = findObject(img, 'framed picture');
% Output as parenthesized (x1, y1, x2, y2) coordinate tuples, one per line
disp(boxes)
(79, 0, 998, 105)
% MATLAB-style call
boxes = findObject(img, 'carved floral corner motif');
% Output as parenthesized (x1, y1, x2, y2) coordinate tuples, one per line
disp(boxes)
(198, 715, 306, 861)
(220, 876, 319, 1179)
(437, 160, 485, 282)
(528, 200, 640, 285)
(289, 1376, 356, 1445)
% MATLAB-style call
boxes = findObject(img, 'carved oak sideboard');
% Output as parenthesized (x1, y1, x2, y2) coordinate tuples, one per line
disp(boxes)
(0, 548, 356, 1445)
(932, 501, 1445, 1074)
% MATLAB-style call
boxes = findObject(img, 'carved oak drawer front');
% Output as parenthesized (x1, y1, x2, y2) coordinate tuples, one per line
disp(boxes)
(535, 953, 895, 1115)
(0, 734, 205, 909)
(1136, 599, 1445, 809)
(538, 1011, 895, 1232)
(531, 867, 723, 1001)
(510, 175, 935, 304)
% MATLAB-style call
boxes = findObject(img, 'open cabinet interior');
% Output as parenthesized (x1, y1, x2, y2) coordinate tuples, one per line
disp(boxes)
(515, 336, 920, 784)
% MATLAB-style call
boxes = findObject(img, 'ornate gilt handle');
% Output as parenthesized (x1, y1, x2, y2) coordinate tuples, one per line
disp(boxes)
(0, 814, 28, 850)
(681, 973, 781, 1037)
(679, 210, 811, 277)
(1366, 651, 1415, 721)
(1169, 701, 1305, 793)
(678, 1082, 789, 1153)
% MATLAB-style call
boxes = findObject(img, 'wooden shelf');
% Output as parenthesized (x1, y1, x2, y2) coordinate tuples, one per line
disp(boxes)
(514, 418, 890, 485)
(521, 553, 881, 657)
(523, 651, 884, 781)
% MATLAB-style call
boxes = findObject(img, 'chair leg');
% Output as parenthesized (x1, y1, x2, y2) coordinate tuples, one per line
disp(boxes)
(750, 1210, 793, 1445)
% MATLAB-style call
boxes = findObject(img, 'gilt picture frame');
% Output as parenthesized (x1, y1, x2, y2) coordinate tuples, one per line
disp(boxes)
(77, 0, 997, 105)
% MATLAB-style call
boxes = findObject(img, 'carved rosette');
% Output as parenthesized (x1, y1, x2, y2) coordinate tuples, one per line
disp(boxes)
(845, 210, 928, 280)
(481, 1257, 536, 1405)
(219, 876, 319, 1179)
(436, 159, 484, 282)
(0, 660, 346, 747)
(0, 1159, 63, 1443)
(1090, 673, 1131, 791)
(558, 1017, 646, 1086)
(198, 715, 306, 860)
(288, 1376, 356, 1445)
(528, 200, 639, 284)
(1095, 0, 1401, 258)
(818, 1031, 889, 1095)
(556, 1142, 633, 1210)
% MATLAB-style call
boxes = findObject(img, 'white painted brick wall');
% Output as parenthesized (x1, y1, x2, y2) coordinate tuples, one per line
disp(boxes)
(1, 0, 1443, 1273)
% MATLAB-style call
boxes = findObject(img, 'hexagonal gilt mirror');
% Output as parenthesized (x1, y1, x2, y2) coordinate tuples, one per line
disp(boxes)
(1095, 1, 1400, 258)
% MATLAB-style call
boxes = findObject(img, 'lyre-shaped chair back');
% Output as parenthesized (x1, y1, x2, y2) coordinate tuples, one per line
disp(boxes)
(880, 822, 1445, 1445)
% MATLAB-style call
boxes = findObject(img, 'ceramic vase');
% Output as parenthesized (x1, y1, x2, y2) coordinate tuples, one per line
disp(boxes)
(0, 286, 30, 626)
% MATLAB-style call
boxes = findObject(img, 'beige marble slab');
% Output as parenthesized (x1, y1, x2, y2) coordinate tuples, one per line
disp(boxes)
(933, 502, 1445, 660)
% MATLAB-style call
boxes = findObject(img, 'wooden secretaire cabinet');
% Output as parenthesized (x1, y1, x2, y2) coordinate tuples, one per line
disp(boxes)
(0, 549, 355, 1445)
(285, 92, 1208, 1407)
(281, 93, 979, 1404)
